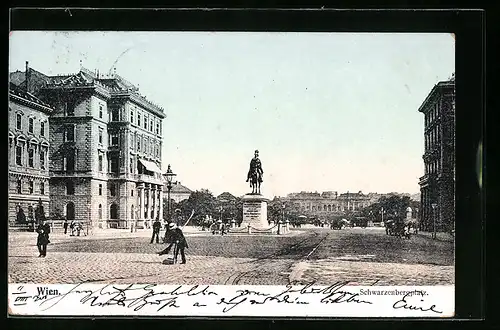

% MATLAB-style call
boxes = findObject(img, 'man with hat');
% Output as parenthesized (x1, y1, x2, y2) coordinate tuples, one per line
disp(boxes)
(150, 217, 162, 244)
(158, 222, 189, 264)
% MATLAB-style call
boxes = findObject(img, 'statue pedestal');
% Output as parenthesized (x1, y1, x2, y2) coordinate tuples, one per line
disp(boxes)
(242, 194, 269, 229)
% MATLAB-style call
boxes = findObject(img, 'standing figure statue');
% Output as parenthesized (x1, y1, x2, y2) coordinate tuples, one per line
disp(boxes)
(246, 149, 263, 194)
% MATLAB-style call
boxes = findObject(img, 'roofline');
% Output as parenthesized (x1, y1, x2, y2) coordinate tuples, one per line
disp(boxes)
(418, 80, 455, 113)
(9, 92, 54, 114)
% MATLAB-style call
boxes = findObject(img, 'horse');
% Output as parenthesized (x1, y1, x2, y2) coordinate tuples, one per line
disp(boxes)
(249, 168, 262, 194)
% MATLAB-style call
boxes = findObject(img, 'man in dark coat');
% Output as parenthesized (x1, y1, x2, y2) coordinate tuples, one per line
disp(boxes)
(63, 219, 69, 234)
(36, 220, 51, 257)
(150, 218, 162, 244)
(158, 222, 189, 264)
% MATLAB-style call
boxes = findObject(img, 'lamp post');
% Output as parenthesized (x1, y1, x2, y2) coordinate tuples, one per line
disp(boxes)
(165, 164, 177, 224)
(431, 203, 437, 239)
(380, 207, 384, 224)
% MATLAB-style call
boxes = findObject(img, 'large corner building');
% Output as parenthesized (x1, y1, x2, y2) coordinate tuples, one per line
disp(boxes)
(418, 76, 455, 233)
(9, 62, 166, 229)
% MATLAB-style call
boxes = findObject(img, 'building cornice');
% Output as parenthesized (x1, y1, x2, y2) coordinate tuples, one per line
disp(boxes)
(9, 93, 54, 114)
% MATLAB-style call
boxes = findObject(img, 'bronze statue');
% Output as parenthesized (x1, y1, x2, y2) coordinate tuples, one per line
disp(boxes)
(246, 150, 263, 194)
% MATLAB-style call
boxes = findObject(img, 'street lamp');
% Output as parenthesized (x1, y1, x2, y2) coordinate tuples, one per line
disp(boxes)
(164, 164, 177, 223)
(431, 203, 437, 239)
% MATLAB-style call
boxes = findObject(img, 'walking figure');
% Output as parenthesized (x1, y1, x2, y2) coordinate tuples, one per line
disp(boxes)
(158, 222, 189, 264)
(63, 219, 68, 234)
(36, 220, 51, 257)
(150, 218, 162, 244)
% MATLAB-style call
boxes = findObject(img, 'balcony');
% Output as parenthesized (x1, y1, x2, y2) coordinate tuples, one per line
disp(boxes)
(134, 173, 164, 185)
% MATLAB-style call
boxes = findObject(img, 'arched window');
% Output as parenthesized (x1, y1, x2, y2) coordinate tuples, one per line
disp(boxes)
(98, 204, 102, 219)
(328, 205, 332, 212)
(66, 202, 75, 220)
(110, 203, 118, 219)
(323, 205, 327, 211)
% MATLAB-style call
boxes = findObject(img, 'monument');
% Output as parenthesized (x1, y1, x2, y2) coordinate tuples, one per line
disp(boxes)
(242, 150, 269, 228)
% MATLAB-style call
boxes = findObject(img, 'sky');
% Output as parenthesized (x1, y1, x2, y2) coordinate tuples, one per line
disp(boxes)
(9, 32, 455, 198)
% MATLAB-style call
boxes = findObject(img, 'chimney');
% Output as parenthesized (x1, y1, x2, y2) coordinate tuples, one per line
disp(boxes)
(25, 61, 30, 92)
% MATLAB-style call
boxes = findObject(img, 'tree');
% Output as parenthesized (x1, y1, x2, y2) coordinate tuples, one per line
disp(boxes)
(176, 189, 218, 226)
(360, 194, 421, 221)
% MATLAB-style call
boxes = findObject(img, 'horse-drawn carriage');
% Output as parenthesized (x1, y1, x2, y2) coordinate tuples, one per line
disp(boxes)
(384, 218, 414, 239)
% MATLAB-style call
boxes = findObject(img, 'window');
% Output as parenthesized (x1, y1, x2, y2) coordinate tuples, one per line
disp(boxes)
(66, 181, 75, 195)
(63, 151, 75, 172)
(110, 184, 116, 197)
(99, 128, 103, 144)
(98, 204, 102, 219)
(16, 113, 22, 130)
(137, 138, 141, 152)
(65, 126, 75, 142)
(144, 116, 148, 129)
(131, 205, 134, 219)
(40, 121, 45, 136)
(150, 120, 153, 132)
(29, 181, 34, 194)
(98, 154, 103, 172)
(28, 149, 34, 167)
(130, 109, 134, 123)
(16, 146, 22, 166)
(137, 113, 141, 127)
(99, 184, 102, 195)
(131, 189, 134, 196)
(156, 123, 159, 135)
(40, 181, 45, 195)
(111, 108, 119, 122)
(111, 134, 119, 146)
(17, 179, 22, 194)
(40, 150, 45, 170)
(129, 158, 134, 173)
(66, 100, 75, 116)
(99, 104, 103, 119)
(28, 118, 34, 133)
(110, 157, 119, 175)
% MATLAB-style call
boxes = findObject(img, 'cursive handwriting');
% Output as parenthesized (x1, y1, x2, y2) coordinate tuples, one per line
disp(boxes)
(38, 284, 217, 312)
(216, 281, 371, 313)
(392, 292, 442, 314)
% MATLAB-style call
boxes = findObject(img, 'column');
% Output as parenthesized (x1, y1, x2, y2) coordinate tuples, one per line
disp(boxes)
(139, 187, 144, 220)
(159, 188, 163, 221)
(151, 188, 156, 220)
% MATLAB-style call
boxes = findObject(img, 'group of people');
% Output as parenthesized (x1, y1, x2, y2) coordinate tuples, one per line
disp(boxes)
(63, 219, 84, 236)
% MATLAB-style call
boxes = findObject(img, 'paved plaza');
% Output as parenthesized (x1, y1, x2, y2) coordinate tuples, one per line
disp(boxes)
(8, 226, 454, 285)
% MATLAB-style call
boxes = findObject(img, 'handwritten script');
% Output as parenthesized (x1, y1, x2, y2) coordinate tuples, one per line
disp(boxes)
(9, 282, 447, 316)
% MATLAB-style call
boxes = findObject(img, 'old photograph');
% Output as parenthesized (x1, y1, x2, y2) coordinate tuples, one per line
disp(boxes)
(8, 31, 455, 317)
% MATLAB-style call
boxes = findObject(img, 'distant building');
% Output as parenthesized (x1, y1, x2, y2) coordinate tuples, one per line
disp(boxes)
(10, 62, 166, 229)
(8, 80, 53, 227)
(285, 190, 377, 216)
(217, 192, 237, 204)
(418, 76, 455, 232)
(166, 182, 193, 203)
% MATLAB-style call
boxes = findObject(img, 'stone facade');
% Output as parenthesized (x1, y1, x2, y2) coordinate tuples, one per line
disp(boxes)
(10, 63, 166, 229)
(284, 191, 378, 216)
(8, 81, 53, 227)
(418, 77, 455, 233)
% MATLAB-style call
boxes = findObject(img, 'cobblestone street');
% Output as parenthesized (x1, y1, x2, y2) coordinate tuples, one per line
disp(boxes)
(8, 227, 454, 285)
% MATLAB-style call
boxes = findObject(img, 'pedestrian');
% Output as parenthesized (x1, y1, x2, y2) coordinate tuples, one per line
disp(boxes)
(151, 218, 162, 244)
(63, 219, 68, 234)
(158, 222, 189, 264)
(36, 219, 51, 257)
(70, 220, 76, 236)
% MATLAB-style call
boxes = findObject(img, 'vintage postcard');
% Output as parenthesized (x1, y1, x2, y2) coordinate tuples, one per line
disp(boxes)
(8, 31, 455, 317)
